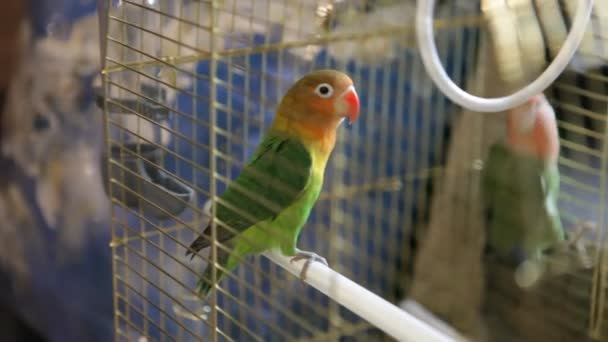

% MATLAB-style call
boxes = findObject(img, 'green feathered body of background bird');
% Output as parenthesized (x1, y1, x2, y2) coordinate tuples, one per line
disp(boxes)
(482, 94, 565, 286)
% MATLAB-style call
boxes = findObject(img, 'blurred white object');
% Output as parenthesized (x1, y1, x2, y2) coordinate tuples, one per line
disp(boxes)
(484, 0, 608, 78)
(400, 299, 471, 341)
(483, 0, 526, 86)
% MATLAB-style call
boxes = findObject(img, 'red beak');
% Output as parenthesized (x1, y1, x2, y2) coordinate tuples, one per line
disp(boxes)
(340, 85, 360, 124)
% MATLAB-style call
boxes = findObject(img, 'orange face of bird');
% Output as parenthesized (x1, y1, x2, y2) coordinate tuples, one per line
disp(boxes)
(279, 70, 360, 126)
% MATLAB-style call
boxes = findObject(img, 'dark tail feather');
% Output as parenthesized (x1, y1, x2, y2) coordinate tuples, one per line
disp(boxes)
(196, 247, 229, 299)
(196, 277, 214, 298)
(185, 225, 211, 259)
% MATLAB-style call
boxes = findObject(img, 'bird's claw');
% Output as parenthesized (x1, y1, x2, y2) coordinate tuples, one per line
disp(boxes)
(567, 220, 597, 269)
(567, 220, 596, 247)
(290, 249, 328, 282)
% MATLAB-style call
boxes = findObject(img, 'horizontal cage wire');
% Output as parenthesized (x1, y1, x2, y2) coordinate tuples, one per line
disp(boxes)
(98, 0, 608, 341)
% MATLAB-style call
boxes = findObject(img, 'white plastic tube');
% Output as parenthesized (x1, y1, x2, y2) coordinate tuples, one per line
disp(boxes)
(415, 0, 594, 113)
(264, 250, 468, 342)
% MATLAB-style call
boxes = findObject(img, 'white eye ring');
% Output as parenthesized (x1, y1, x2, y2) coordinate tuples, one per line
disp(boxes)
(314, 83, 334, 98)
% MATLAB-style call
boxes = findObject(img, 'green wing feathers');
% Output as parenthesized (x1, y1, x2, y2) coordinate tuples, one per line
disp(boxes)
(482, 143, 565, 258)
(186, 132, 313, 256)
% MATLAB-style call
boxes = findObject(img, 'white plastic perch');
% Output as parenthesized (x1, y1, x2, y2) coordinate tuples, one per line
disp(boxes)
(263, 250, 468, 342)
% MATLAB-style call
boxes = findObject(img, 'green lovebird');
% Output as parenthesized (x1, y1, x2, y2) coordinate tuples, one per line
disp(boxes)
(482, 94, 565, 286)
(186, 70, 360, 298)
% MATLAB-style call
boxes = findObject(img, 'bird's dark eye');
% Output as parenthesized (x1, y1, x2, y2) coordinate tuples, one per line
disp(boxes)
(33, 113, 50, 132)
(314, 83, 334, 98)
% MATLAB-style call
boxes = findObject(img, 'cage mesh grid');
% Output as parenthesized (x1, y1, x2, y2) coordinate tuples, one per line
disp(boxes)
(537, 69, 608, 340)
(478, 16, 608, 340)
(99, 0, 607, 341)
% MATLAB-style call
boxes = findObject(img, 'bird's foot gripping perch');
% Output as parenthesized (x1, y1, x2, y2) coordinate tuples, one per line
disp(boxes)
(290, 249, 328, 282)
(546, 220, 597, 276)
(565, 220, 597, 270)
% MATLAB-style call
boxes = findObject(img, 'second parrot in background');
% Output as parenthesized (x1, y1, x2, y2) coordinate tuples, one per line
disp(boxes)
(482, 94, 566, 288)
(186, 69, 360, 298)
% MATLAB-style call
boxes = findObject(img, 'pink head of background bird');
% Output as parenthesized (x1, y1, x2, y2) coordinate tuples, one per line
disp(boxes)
(506, 94, 560, 163)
